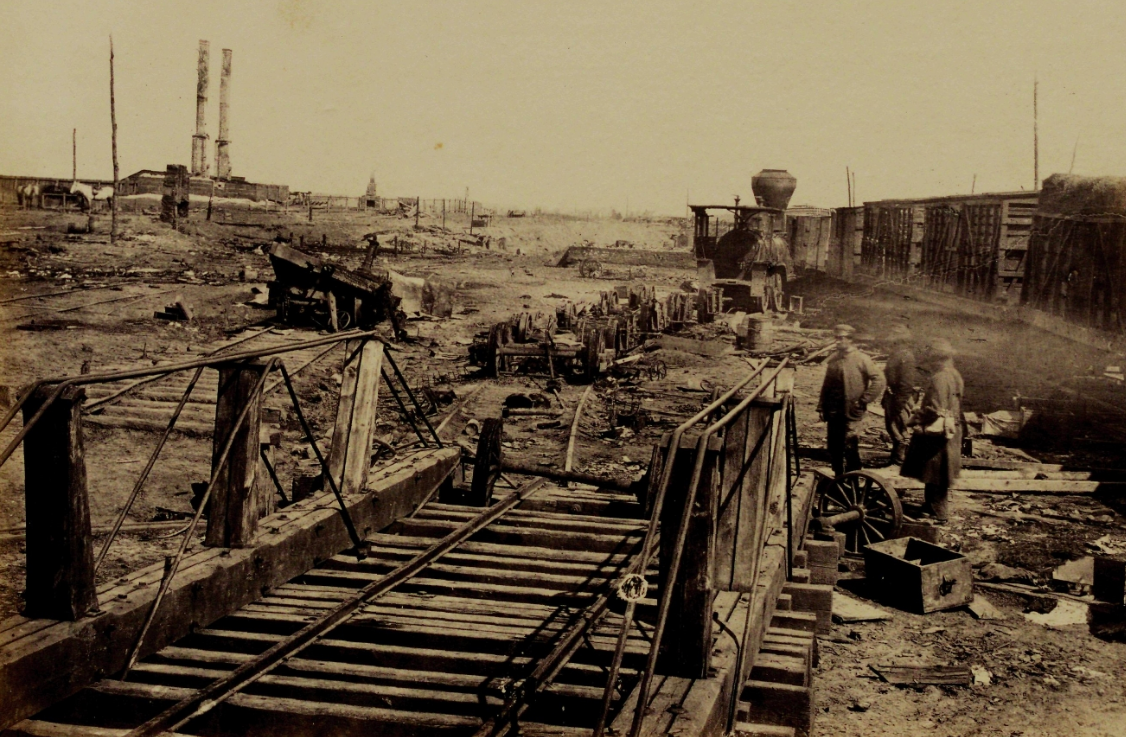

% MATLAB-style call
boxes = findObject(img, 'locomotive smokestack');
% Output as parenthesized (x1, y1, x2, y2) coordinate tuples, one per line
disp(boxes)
(191, 40, 210, 176)
(751, 169, 797, 210)
(216, 48, 232, 179)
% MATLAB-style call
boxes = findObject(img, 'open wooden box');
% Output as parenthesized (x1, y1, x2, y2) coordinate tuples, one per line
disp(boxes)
(863, 537, 973, 613)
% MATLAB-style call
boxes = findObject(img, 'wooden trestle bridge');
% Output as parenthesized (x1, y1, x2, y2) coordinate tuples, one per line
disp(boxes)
(0, 330, 830, 737)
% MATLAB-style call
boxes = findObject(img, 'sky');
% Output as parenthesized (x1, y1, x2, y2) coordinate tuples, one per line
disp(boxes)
(2, 1, 1126, 215)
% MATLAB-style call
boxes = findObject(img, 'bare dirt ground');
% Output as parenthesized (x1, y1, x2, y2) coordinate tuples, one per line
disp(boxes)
(0, 204, 1124, 735)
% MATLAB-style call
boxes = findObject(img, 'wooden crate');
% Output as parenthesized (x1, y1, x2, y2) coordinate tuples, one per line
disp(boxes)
(863, 537, 973, 613)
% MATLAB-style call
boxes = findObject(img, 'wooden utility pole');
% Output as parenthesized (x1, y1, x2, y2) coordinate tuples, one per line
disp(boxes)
(469, 201, 475, 235)
(845, 167, 852, 208)
(442, 198, 446, 230)
(415, 196, 420, 228)
(109, 36, 119, 245)
(72, 128, 76, 181)
(1033, 75, 1039, 190)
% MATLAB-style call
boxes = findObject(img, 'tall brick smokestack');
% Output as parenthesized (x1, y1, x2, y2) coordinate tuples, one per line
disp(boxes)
(216, 49, 232, 179)
(191, 40, 210, 176)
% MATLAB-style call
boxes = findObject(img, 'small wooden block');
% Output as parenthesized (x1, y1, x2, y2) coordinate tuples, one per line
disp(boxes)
(803, 539, 840, 568)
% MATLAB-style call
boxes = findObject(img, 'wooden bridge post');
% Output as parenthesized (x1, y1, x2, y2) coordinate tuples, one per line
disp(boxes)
(327, 340, 383, 495)
(206, 360, 268, 548)
(22, 385, 97, 619)
(658, 434, 720, 678)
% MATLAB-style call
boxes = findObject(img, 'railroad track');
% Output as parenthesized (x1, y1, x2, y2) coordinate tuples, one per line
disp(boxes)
(9, 478, 657, 737)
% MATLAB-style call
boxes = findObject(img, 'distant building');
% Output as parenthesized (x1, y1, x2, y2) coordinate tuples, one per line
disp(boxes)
(364, 176, 379, 208)
(117, 169, 288, 203)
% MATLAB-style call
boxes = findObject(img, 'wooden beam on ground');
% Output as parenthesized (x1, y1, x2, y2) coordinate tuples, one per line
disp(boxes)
(0, 446, 459, 730)
(22, 384, 97, 620)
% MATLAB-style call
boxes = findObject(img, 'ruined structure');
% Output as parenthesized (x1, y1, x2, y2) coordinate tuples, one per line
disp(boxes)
(190, 40, 210, 177)
(215, 48, 232, 180)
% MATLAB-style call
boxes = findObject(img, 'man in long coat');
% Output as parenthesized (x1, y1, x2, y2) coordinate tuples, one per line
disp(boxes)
(882, 325, 918, 466)
(902, 338, 964, 522)
(818, 324, 886, 476)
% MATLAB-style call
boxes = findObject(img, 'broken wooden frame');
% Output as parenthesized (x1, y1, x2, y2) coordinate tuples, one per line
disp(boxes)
(581, 358, 798, 737)
(0, 329, 436, 623)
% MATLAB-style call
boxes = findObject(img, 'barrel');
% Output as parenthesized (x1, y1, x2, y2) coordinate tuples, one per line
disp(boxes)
(746, 314, 774, 351)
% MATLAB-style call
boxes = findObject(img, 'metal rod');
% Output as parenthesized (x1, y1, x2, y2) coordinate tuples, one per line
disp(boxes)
(629, 360, 790, 737)
(259, 445, 289, 505)
(278, 363, 364, 554)
(122, 358, 278, 676)
(382, 347, 442, 447)
(592, 598, 635, 737)
(124, 478, 549, 737)
(86, 326, 275, 412)
(590, 361, 772, 733)
(785, 395, 795, 579)
(381, 367, 428, 446)
(0, 330, 379, 469)
(261, 341, 342, 395)
(94, 366, 205, 574)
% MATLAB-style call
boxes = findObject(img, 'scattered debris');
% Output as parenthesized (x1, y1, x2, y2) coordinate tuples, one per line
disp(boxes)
(831, 592, 893, 623)
(966, 595, 1006, 620)
(154, 298, 193, 322)
(971, 665, 993, 686)
(1023, 599, 1089, 628)
(870, 664, 972, 687)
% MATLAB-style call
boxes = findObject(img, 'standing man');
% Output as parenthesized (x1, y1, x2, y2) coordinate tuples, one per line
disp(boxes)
(818, 324, 886, 477)
(902, 338, 964, 522)
(882, 324, 918, 467)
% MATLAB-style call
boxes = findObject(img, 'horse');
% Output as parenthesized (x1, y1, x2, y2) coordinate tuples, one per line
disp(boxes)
(70, 181, 113, 210)
(16, 183, 40, 209)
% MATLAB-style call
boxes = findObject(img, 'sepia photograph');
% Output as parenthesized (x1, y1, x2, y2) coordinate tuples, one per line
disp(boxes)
(0, 2, 1124, 735)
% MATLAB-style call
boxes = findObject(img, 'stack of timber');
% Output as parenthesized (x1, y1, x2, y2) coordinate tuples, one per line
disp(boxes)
(81, 329, 345, 436)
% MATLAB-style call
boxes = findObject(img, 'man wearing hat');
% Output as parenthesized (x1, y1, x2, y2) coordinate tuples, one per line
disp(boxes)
(882, 325, 918, 467)
(818, 325, 886, 476)
(902, 338, 964, 522)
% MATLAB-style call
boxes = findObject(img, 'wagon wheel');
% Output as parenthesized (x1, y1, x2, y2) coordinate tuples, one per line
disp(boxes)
(815, 470, 903, 555)
(484, 323, 504, 377)
(581, 329, 605, 383)
(468, 418, 504, 506)
(580, 259, 603, 278)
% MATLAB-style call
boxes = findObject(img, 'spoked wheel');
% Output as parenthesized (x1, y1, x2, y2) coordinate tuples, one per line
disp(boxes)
(815, 470, 903, 554)
(468, 418, 504, 506)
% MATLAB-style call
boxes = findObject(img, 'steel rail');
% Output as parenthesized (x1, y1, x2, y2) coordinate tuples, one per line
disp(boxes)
(474, 535, 655, 737)
(123, 477, 549, 737)
(589, 360, 770, 737)
(0, 283, 114, 306)
(627, 358, 790, 737)
(0, 329, 380, 469)
(121, 358, 280, 676)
